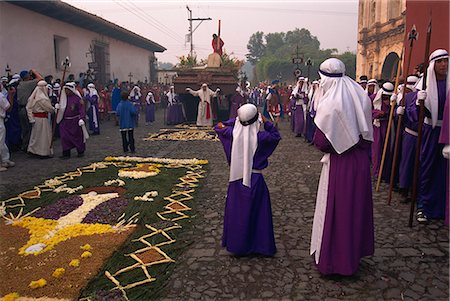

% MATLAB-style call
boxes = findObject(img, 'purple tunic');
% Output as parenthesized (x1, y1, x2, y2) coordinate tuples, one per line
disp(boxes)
(438, 91, 449, 226)
(305, 106, 316, 143)
(86, 94, 100, 134)
(293, 97, 305, 136)
(371, 98, 393, 180)
(229, 94, 245, 119)
(313, 129, 374, 275)
(215, 119, 281, 256)
(145, 102, 155, 123)
(417, 80, 447, 219)
(60, 95, 85, 153)
(167, 102, 186, 125)
(399, 92, 418, 189)
(289, 97, 296, 132)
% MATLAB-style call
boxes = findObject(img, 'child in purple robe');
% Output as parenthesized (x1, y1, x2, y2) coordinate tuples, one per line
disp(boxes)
(215, 104, 281, 256)
(85, 83, 100, 135)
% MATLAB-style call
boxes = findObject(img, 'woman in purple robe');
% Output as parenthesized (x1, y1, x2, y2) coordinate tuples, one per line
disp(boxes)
(310, 58, 374, 276)
(291, 78, 307, 137)
(56, 82, 88, 159)
(85, 83, 100, 135)
(214, 104, 281, 256)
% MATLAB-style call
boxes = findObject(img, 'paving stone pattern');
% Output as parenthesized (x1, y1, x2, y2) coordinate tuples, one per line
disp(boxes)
(1, 109, 448, 300)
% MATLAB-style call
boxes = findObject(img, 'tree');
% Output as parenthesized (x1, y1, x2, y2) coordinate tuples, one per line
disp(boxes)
(335, 51, 357, 79)
(246, 31, 266, 65)
(158, 62, 174, 70)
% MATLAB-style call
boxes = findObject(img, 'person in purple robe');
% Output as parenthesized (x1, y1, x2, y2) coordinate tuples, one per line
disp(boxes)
(371, 82, 395, 179)
(366, 78, 379, 99)
(214, 103, 281, 256)
(414, 49, 449, 223)
(229, 83, 246, 120)
(129, 85, 142, 127)
(305, 80, 319, 143)
(438, 89, 449, 226)
(289, 93, 296, 132)
(396, 75, 419, 202)
(56, 82, 88, 159)
(310, 58, 374, 276)
(291, 78, 306, 137)
(166, 86, 185, 125)
(4, 76, 22, 151)
(85, 83, 100, 135)
(145, 90, 156, 125)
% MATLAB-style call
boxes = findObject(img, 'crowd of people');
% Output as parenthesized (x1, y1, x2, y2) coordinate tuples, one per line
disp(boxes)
(0, 69, 180, 167)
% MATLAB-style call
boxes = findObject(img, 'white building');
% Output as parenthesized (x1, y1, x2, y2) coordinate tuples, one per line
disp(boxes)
(0, 1, 166, 84)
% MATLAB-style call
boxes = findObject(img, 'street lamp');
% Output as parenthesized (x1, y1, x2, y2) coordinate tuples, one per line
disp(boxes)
(128, 72, 133, 83)
(305, 58, 313, 79)
(5, 64, 11, 77)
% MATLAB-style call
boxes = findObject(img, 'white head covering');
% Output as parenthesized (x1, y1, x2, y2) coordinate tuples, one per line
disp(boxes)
(87, 83, 98, 97)
(129, 85, 141, 98)
(372, 81, 394, 110)
(28, 80, 49, 107)
(230, 104, 261, 187)
(314, 58, 373, 154)
(57, 82, 81, 124)
(366, 78, 380, 95)
(406, 75, 419, 91)
(415, 49, 449, 128)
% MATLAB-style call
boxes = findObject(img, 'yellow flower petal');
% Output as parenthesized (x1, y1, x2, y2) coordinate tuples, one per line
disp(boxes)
(69, 259, 80, 267)
(52, 267, 65, 278)
(2, 292, 20, 301)
(81, 251, 92, 258)
(29, 278, 47, 289)
(80, 244, 92, 251)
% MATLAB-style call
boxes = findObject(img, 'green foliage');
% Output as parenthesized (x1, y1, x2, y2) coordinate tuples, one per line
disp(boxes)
(247, 28, 356, 82)
(176, 54, 199, 69)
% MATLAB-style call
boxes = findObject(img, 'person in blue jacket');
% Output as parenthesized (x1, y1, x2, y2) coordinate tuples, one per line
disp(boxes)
(116, 90, 137, 153)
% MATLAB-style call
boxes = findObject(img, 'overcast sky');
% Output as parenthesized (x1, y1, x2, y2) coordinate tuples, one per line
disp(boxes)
(64, 0, 358, 64)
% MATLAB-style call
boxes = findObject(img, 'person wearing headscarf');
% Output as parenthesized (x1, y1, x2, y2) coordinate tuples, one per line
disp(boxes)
(305, 80, 319, 143)
(371, 81, 395, 179)
(229, 82, 247, 120)
(5, 75, 22, 151)
(85, 83, 100, 135)
(366, 78, 379, 99)
(129, 85, 142, 127)
(358, 75, 368, 90)
(264, 80, 281, 119)
(25, 80, 55, 157)
(310, 58, 374, 276)
(0, 81, 15, 171)
(214, 103, 281, 256)
(186, 83, 220, 127)
(56, 82, 88, 159)
(145, 90, 156, 125)
(413, 49, 449, 223)
(166, 86, 185, 125)
(395, 75, 420, 202)
(290, 77, 307, 137)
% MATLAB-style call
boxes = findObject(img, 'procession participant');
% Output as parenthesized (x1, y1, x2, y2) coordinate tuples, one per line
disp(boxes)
(129, 85, 142, 127)
(166, 86, 185, 125)
(85, 83, 100, 135)
(17, 69, 43, 152)
(26, 80, 55, 158)
(186, 83, 220, 127)
(371, 82, 395, 179)
(56, 82, 88, 159)
(229, 82, 247, 119)
(145, 89, 156, 125)
(396, 75, 419, 202)
(99, 86, 108, 121)
(291, 78, 306, 137)
(116, 90, 137, 153)
(305, 80, 319, 143)
(359, 75, 368, 90)
(5, 76, 22, 151)
(212, 33, 224, 56)
(310, 58, 374, 276)
(265, 80, 281, 119)
(415, 49, 449, 223)
(268, 93, 281, 128)
(215, 103, 281, 256)
(366, 79, 379, 99)
(0, 81, 15, 171)
(438, 89, 449, 226)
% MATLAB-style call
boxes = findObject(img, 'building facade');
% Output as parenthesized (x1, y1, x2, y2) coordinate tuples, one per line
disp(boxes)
(0, 1, 165, 84)
(157, 70, 178, 86)
(357, 0, 406, 81)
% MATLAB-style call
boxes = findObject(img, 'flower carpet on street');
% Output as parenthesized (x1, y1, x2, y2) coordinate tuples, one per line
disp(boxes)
(144, 125, 219, 142)
(0, 156, 207, 301)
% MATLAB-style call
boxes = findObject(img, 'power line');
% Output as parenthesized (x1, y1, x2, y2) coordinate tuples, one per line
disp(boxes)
(112, 0, 184, 44)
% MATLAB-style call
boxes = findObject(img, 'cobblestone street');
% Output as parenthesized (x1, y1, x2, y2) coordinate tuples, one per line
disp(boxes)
(1, 109, 448, 300)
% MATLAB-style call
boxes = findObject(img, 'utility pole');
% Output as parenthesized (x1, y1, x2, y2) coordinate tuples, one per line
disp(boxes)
(186, 5, 211, 57)
(292, 44, 304, 79)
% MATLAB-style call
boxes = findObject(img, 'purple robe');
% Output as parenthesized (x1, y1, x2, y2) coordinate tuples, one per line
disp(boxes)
(145, 102, 155, 123)
(289, 97, 296, 132)
(399, 92, 418, 189)
(305, 105, 316, 143)
(229, 93, 244, 119)
(214, 119, 281, 256)
(438, 91, 449, 226)
(85, 94, 100, 134)
(313, 129, 374, 275)
(293, 97, 305, 136)
(417, 80, 447, 219)
(371, 98, 393, 179)
(60, 95, 85, 153)
(167, 100, 186, 125)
